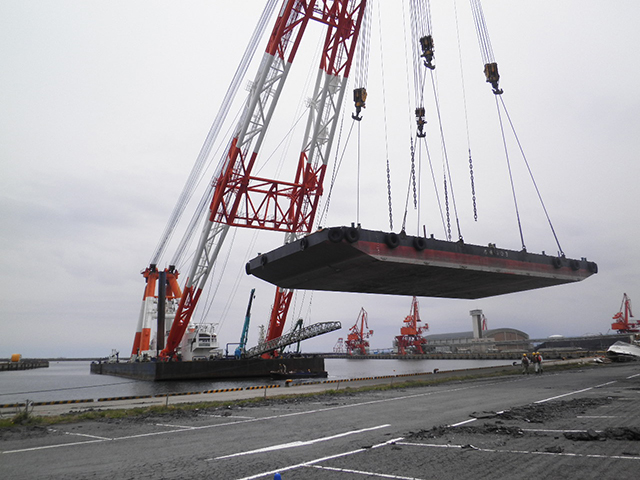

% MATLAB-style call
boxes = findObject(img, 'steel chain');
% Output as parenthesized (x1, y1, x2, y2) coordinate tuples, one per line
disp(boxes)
(386, 157, 393, 230)
(468, 150, 477, 221)
(444, 175, 451, 241)
(411, 138, 417, 209)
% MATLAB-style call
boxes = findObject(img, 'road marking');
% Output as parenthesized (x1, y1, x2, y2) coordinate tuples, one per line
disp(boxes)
(155, 423, 196, 429)
(233, 437, 405, 480)
(627, 373, 640, 379)
(449, 418, 477, 427)
(3, 439, 105, 454)
(533, 387, 596, 403)
(211, 424, 390, 460)
(576, 416, 616, 419)
(534, 380, 617, 404)
(397, 441, 640, 460)
(308, 464, 426, 479)
(522, 428, 603, 433)
(64, 431, 112, 440)
(207, 414, 254, 419)
(594, 381, 617, 388)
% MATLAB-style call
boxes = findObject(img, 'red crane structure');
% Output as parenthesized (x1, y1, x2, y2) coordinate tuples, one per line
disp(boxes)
(345, 308, 373, 355)
(611, 293, 638, 333)
(130, 0, 369, 360)
(395, 297, 429, 355)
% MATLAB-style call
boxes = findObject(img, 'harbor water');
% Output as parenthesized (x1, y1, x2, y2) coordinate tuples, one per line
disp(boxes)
(0, 358, 514, 405)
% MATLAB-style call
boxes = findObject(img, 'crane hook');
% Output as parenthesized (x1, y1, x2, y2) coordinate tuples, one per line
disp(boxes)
(352, 87, 367, 121)
(484, 62, 503, 95)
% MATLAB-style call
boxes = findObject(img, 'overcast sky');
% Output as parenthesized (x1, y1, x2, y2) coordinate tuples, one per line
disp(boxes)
(1, 1, 639, 359)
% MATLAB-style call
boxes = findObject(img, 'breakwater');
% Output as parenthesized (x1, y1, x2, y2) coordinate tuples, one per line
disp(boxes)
(0, 359, 49, 371)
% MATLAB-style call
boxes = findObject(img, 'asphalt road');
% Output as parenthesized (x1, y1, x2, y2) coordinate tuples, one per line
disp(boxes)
(2, 361, 639, 479)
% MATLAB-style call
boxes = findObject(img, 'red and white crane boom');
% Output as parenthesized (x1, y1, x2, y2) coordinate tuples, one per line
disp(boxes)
(160, 0, 368, 359)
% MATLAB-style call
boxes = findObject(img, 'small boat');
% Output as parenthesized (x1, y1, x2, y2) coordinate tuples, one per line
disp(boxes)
(606, 341, 640, 362)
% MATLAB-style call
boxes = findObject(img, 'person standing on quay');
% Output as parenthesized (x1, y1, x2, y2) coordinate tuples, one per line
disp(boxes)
(537, 352, 544, 374)
(521, 353, 530, 374)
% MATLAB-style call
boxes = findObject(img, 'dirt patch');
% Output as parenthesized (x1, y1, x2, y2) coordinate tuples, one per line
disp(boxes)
(408, 396, 616, 441)
(564, 427, 640, 441)
(0, 425, 52, 441)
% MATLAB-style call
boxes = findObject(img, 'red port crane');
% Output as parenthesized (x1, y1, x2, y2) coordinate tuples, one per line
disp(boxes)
(611, 293, 638, 333)
(345, 308, 373, 355)
(395, 297, 429, 355)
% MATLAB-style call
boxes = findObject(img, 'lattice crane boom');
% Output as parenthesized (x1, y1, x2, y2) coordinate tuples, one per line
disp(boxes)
(160, 0, 368, 359)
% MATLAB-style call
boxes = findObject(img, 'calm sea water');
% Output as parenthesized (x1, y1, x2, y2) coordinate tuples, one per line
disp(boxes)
(0, 358, 513, 404)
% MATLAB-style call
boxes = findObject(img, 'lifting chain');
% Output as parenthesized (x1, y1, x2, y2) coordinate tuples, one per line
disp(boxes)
(443, 175, 451, 241)
(386, 156, 393, 231)
(468, 150, 477, 221)
(410, 138, 417, 209)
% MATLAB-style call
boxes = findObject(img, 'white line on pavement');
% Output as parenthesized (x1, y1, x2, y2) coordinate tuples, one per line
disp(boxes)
(396, 441, 640, 460)
(308, 464, 426, 479)
(233, 437, 405, 480)
(211, 424, 390, 460)
(449, 418, 477, 427)
(154, 423, 196, 429)
(534, 387, 597, 404)
(64, 431, 113, 441)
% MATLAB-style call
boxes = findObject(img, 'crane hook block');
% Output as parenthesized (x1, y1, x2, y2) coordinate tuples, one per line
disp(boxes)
(420, 35, 435, 70)
(352, 87, 367, 121)
(484, 62, 503, 95)
(415, 107, 427, 138)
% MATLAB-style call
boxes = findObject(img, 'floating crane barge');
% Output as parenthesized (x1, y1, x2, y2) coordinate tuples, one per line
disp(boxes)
(246, 227, 597, 299)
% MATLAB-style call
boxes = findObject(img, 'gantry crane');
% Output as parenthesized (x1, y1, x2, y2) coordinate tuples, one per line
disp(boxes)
(395, 297, 429, 355)
(611, 293, 638, 333)
(345, 308, 373, 355)
(144, 1, 369, 359)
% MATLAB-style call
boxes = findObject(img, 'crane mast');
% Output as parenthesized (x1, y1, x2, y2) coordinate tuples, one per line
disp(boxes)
(160, 0, 368, 359)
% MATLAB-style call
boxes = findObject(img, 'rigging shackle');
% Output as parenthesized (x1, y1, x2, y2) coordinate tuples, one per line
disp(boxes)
(352, 87, 367, 121)
(415, 107, 427, 138)
(419, 35, 435, 70)
(484, 62, 503, 95)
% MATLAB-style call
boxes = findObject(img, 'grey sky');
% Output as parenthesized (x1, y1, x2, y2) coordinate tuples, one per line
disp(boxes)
(1, 1, 638, 358)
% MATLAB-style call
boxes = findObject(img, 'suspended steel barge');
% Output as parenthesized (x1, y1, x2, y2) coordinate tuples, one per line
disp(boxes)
(246, 226, 597, 299)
